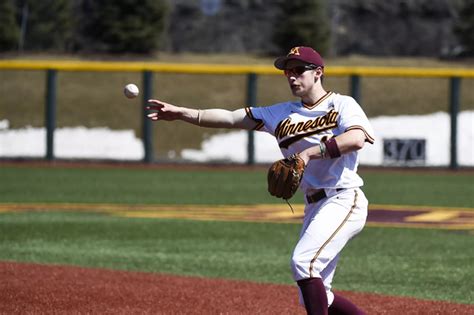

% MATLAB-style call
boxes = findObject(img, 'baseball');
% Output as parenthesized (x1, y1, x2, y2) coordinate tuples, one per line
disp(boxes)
(124, 83, 139, 99)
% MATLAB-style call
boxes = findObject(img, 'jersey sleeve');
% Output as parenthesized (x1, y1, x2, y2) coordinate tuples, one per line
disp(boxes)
(245, 106, 275, 134)
(337, 96, 375, 144)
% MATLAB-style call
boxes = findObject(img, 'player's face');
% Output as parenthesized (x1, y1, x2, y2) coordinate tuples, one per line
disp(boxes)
(284, 60, 321, 97)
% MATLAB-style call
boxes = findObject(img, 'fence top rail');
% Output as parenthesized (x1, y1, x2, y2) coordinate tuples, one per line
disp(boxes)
(1, 59, 473, 78)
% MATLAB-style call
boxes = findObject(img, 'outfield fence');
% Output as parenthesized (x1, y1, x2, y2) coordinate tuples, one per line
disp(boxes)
(1, 60, 473, 168)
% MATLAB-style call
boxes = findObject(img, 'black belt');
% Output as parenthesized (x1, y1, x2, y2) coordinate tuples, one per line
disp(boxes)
(306, 188, 344, 204)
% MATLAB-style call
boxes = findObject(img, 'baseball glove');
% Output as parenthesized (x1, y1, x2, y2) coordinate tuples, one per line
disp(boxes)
(267, 154, 305, 200)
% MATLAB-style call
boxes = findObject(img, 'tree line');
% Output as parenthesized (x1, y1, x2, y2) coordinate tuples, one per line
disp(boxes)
(0, 0, 169, 54)
(0, 0, 472, 56)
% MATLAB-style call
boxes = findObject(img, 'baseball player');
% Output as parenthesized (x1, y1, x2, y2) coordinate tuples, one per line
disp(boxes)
(146, 46, 374, 315)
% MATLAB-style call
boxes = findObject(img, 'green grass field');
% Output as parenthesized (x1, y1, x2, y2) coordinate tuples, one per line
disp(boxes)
(0, 166, 473, 207)
(0, 165, 473, 304)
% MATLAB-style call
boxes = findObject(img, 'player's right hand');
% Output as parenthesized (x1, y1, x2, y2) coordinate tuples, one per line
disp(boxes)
(146, 99, 183, 121)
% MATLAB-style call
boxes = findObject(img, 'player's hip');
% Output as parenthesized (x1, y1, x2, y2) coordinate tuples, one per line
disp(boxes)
(304, 187, 368, 214)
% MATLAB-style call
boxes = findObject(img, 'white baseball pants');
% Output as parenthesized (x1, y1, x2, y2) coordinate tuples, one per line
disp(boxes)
(290, 188, 368, 305)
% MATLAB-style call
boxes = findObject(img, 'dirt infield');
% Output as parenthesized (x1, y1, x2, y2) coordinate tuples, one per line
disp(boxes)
(2, 262, 473, 315)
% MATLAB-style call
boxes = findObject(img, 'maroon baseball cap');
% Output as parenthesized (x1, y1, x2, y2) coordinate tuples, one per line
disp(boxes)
(274, 46, 324, 70)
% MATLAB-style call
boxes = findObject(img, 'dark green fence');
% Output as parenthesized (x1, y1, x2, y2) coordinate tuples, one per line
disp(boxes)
(1, 60, 472, 168)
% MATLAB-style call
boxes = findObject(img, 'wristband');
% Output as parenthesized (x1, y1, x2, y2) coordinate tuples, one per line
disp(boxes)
(325, 138, 341, 158)
(319, 142, 327, 159)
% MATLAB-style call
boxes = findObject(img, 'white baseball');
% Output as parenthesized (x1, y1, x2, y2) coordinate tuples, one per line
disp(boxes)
(124, 83, 139, 99)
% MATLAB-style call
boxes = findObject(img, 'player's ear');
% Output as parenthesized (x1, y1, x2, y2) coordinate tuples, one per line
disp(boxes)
(315, 67, 323, 76)
(314, 67, 324, 83)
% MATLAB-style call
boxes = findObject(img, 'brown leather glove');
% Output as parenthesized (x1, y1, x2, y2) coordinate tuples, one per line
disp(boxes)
(267, 154, 305, 200)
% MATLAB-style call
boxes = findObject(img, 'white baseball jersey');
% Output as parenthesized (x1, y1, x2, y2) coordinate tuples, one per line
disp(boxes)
(246, 91, 375, 194)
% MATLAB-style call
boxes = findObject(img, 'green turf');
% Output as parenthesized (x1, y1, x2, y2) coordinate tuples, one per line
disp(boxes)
(0, 166, 271, 205)
(0, 166, 473, 207)
(0, 211, 472, 304)
(362, 171, 474, 208)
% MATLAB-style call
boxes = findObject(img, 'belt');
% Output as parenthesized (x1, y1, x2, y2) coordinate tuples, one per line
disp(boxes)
(306, 188, 344, 204)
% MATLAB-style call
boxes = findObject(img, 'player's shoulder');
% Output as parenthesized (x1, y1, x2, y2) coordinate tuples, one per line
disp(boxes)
(256, 101, 299, 114)
(331, 93, 357, 105)
(330, 93, 361, 110)
(248, 100, 297, 121)
(264, 100, 299, 109)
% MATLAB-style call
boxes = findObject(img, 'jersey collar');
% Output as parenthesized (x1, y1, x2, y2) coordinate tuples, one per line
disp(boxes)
(301, 91, 333, 110)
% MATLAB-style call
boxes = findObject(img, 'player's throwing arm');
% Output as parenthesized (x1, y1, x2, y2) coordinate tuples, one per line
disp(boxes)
(146, 99, 257, 130)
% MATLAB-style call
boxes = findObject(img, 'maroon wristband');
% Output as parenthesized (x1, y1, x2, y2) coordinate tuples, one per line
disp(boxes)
(325, 138, 341, 158)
